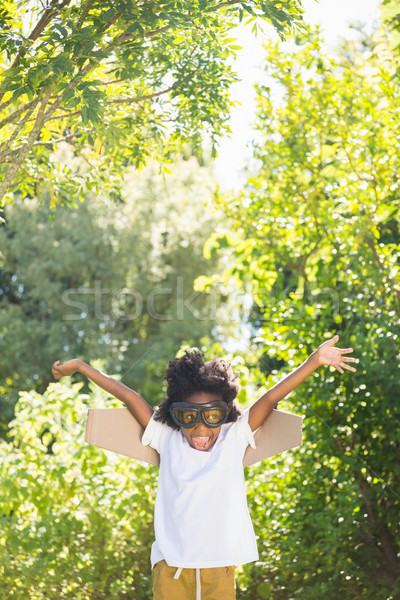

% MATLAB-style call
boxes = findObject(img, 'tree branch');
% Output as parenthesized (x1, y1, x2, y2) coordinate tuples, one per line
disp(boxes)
(107, 24, 172, 53)
(27, 84, 174, 128)
(212, 0, 241, 9)
(91, 77, 132, 87)
(76, 0, 96, 30)
(0, 0, 72, 103)
(0, 97, 41, 162)
(334, 434, 400, 582)
(71, 9, 122, 71)
(0, 98, 14, 113)
(0, 98, 41, 130)
(353, 470, 400, 582)
(39, 108, 83, 122)
(19, 165, 46, 183)
(365, 235, 400, 312)
(0, 88, 52, 201)
(96, 1, 243, 60)
(110, 85, 175, 104)
(11, 131, 81, 152)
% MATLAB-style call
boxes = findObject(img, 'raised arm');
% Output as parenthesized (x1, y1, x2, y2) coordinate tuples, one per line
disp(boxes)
(52, 359, 154, 428)
(248, 335, 357, 432)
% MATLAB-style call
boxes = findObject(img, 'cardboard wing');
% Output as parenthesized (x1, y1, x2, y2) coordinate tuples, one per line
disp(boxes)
(85, 407, 160, 466)
(85, 407, 303, 467)
(243, 409, 303, 467)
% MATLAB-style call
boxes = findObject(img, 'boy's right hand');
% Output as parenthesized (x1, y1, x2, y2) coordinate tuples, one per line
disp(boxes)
(52, 359, 81, 379)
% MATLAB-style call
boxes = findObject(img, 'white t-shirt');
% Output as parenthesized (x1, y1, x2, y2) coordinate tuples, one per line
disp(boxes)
(142, 409, 259, 569)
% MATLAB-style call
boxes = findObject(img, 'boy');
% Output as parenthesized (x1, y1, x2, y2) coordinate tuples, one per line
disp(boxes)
(52, 334, 356, 599)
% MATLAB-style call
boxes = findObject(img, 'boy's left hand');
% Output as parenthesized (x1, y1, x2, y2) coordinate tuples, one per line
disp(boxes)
(316, 335, 357, 374)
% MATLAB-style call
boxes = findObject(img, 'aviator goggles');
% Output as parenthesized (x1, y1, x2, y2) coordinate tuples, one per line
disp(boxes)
(169, 401, 230, 429)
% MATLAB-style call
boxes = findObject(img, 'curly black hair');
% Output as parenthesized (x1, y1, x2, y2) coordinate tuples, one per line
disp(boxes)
(154, 350, 242, 430)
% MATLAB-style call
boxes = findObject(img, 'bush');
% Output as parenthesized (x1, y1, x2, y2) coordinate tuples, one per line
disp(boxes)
(0, 381, 157, 600)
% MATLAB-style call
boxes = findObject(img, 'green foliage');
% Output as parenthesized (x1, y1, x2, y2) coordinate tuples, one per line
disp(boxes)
(2, 10, 400, 600)
(0, 157, 224, 430)
(381, 0, 400, 69)
(0, 381, 157, 599)
(0, 0, 304, 205)
(209, 29, 400, 599)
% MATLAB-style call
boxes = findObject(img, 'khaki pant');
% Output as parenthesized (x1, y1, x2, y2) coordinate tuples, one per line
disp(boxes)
(152, 560, 236, 600)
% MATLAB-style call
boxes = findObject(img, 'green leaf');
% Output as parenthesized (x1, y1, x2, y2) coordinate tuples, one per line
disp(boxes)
(257, 582, 272, 599)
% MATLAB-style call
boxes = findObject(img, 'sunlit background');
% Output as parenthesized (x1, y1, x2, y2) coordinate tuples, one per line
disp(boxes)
(214, 0, 381, 190)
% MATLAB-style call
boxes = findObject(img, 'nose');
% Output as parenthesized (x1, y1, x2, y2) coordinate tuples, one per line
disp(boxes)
(191, 422, 210, 434)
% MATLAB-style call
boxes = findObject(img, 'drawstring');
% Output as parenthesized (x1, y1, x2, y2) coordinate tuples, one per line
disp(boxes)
(173, 567, 202, 600)
(196, 568, 201, 600)
(174, 567, 183, 580)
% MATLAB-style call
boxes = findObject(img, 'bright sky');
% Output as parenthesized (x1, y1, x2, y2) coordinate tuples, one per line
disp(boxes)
(213, 0, 381, 191)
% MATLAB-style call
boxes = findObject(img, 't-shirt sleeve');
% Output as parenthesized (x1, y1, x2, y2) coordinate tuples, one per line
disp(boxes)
(142, 413, 168, 453)
(235, 408, 256, 456)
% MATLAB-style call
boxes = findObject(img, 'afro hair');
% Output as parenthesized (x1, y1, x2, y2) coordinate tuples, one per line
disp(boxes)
(154, 350, 242, 430)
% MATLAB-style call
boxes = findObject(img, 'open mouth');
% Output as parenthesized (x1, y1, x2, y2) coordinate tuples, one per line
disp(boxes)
(191, 436, 212, 450)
